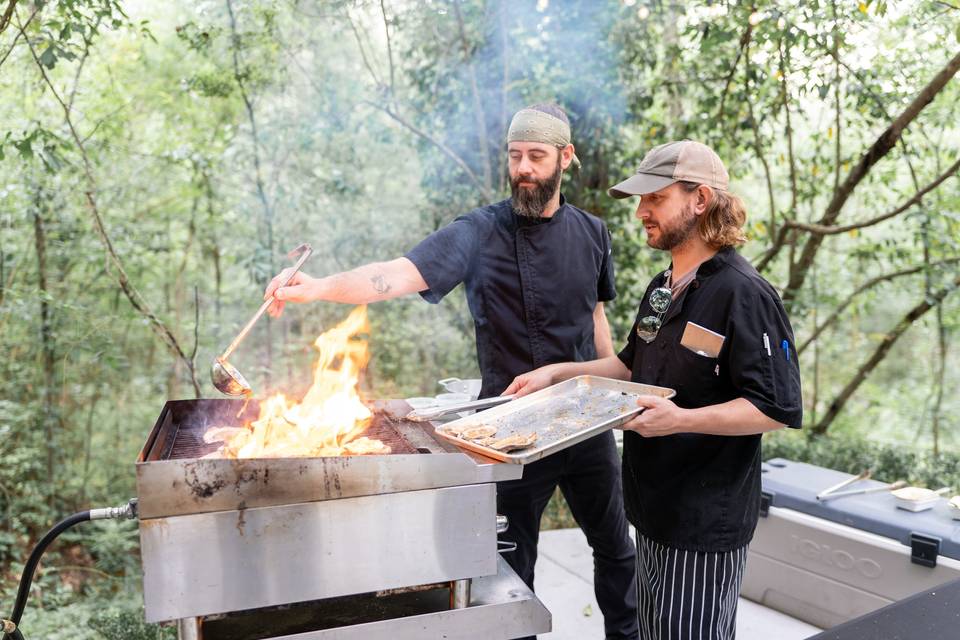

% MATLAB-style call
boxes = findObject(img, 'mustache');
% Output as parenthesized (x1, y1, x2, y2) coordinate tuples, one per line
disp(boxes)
(511, 173, 548, 188)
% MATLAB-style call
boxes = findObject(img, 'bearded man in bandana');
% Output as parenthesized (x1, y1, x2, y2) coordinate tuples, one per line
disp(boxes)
(265, 103, 639, 640)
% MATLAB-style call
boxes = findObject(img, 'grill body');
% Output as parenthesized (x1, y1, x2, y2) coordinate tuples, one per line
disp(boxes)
(136, 400, 548, 638)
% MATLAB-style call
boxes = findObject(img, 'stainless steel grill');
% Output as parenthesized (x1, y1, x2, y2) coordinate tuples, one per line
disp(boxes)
(136, 399, 550, 639)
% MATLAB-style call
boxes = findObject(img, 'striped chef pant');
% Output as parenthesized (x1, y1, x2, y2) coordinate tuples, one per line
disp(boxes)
(635, 532, 748, 640)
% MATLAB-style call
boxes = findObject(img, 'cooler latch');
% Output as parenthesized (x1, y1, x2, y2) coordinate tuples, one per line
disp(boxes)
(910, 533, 940, 568)
(759, 491, 774, 518)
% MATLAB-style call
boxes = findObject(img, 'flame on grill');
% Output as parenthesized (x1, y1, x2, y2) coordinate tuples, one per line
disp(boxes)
(218, 306, 390, 458)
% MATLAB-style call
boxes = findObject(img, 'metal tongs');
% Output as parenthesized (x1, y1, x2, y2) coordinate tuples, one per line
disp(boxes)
(406, 395, 515, 422)
(211, 244, 313, 396)
(815, 469, 907, 501)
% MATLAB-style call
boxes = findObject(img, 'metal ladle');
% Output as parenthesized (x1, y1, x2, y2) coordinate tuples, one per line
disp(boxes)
(211, 243, 314, 396)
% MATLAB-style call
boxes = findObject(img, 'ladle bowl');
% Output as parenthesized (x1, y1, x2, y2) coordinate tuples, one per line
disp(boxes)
(211, 357, 253, 397)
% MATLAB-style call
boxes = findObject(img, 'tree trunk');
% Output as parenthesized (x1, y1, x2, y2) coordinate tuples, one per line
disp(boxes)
(32, 188, 58, 509)
(782, 51, 960, 311)
(226, 0, 275, 384)
(812, 272, 960, 434)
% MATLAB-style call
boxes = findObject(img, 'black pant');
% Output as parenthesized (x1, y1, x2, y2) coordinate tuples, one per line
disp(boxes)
(498, 430, 639, 640)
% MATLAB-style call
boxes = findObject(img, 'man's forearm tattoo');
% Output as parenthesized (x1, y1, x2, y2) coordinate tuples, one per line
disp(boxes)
(370, 274, 392, 295)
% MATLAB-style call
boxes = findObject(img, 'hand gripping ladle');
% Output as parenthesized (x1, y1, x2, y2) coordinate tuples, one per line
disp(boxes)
(211, 243, 313, 396)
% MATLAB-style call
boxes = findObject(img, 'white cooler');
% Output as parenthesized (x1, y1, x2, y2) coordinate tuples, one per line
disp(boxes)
(741, 458, 960, 629)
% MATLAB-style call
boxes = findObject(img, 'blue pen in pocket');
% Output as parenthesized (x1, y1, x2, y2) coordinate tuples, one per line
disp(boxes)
(781, 339, 790, 361)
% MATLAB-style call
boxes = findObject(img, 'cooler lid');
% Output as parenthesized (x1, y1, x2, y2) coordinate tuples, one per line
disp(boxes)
(761, 458, 960, 561)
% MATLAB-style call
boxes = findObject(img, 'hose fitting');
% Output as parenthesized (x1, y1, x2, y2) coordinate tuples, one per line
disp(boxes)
(88, 499, 138, 521)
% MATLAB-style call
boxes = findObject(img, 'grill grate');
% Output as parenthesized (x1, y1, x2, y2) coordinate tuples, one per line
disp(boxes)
(164, 406, 418, 461)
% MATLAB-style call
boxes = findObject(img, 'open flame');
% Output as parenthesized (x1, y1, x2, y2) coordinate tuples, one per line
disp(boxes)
(217, 306, 390, 458)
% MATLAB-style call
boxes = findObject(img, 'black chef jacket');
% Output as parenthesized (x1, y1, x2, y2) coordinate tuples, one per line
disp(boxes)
(406, 197, 616, 398)
(617, 246, 802, 552)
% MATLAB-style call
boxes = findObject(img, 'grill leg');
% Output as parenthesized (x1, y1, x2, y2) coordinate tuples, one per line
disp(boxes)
(450, 578, 471, 609)
(177, 617, 200, 640)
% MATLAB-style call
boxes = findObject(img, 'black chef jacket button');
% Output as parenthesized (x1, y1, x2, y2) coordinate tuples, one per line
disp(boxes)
(659, 341, 667, 350)
(692, 280, 699, 289)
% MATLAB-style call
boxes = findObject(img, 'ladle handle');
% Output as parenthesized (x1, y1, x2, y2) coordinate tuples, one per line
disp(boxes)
(220, 244, 313, 360)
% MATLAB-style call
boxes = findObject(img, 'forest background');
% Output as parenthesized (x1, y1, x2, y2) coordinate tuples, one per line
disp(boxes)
(0, 0, 958, 637)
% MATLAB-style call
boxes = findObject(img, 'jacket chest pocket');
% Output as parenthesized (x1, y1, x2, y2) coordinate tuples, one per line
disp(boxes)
(670, 344, 721, 406)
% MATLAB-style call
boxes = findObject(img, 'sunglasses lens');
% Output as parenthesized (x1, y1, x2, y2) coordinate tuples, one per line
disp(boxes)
(637, 315, 661, 343)
(649, 287, 672, 313)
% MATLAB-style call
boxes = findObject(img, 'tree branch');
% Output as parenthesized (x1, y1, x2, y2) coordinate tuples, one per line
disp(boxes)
(19, 18, 201, 396)
(0, 3, 36, 71)
(716, 19, 753, 125)
(225, 0, 275, 376)
(802, 21, 925, 200)
(778, 38, 798, 217)
(453, 0, 492, 196)
(782, 50, 960, 309)
(831, 0, 841, 197)
(368, 101, 493, 201)
(379, 0, 395, 94)
(744, 39, 776, 242)
(812, 271, 960, 434)
(344, 10, 383, 88)
(753, 221, 791, 273)
(0, 0, 18, 37)
(784, 157, 960, 236)
(798, 256, 960, 355)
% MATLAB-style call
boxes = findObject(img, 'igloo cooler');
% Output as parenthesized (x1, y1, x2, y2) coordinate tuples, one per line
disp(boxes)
(741, 458, 960, 629)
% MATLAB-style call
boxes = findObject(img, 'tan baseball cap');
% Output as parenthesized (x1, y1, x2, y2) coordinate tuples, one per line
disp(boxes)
(608, 140, 729, 198)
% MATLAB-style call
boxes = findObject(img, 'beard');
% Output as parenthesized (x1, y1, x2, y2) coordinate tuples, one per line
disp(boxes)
(648, 200, 699, 250)
(510, 157, 562, 218)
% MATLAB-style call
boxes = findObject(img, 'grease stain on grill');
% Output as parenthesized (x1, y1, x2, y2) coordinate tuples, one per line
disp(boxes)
(233, 464, 261, 495)
(322, 458, 346, 498)
(236, 501, 247, 536)
(184, 463, 227, 499)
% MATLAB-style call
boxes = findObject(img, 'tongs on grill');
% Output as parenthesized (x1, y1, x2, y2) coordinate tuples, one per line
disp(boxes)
(406, 395, 515, 422)
(211, 244, 313, 396)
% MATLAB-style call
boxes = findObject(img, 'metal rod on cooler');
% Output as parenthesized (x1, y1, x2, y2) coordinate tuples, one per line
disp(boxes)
(816, 469, 872, 501)
(818, 480, 907, 501)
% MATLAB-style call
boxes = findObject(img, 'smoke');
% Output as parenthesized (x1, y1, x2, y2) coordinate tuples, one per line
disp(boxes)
(401, 0, 631, 211)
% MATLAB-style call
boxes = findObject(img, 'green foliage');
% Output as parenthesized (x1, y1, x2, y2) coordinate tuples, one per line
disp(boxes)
(542, 488, 578, 531)
(763, 430, 960, 489)
(11, 596, 172, 640)
(0, 0, 958, 630)
(88, 608, 175, 640)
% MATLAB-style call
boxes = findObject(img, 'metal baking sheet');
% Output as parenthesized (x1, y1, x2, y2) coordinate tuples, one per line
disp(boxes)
(433, 376, 676, 464)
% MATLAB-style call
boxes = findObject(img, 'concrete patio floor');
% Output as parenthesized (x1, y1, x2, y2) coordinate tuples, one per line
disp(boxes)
(534, 527, 821, 640)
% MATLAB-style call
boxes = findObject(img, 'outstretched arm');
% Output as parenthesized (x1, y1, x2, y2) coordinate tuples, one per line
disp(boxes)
(504, 356, 631, 397)
(264, 257, 428, 317)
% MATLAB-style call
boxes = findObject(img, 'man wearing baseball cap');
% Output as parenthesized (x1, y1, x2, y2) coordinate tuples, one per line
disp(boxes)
(506, 140, 803, 639)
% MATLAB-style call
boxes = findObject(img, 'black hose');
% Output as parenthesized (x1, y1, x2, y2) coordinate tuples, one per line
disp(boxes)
(3, 510, 91, 640)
